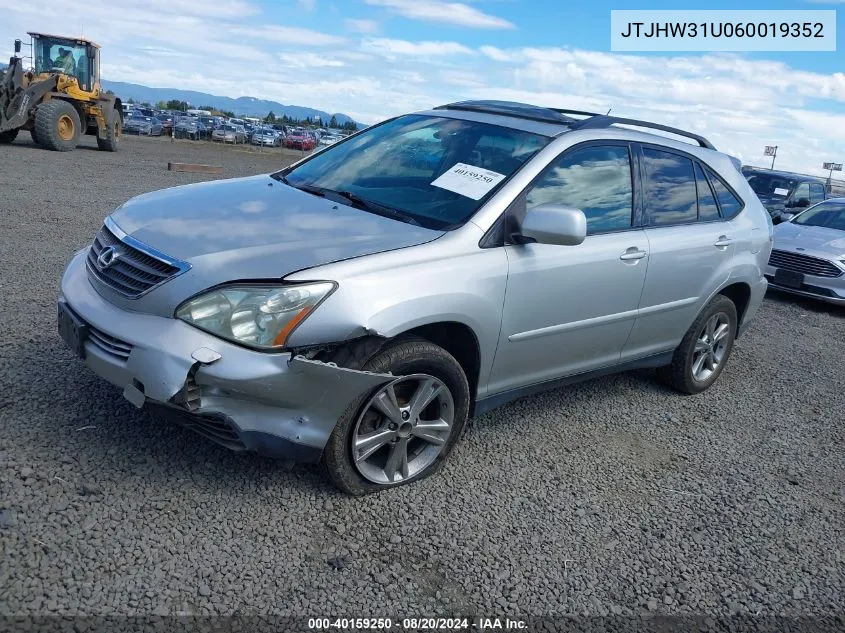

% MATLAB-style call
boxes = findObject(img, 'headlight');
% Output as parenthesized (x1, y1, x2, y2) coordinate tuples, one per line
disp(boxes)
(175, 282, 335, 349)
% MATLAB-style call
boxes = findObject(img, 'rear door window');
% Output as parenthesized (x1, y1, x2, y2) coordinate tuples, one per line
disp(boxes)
(705, 168, 744, 219)
(809, 183, 826, 204)
(694, 163, 720, 221)
(642, 148, 697, 226)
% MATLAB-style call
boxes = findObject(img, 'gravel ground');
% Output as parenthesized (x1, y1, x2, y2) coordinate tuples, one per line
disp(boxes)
(1, 134, 844, 622)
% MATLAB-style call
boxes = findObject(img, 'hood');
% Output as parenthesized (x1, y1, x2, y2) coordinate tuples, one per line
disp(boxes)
(773, 222, 845, 258)
(109, 174, 445, 282)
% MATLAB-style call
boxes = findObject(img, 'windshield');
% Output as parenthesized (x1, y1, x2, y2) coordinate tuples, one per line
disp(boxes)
(33, 36, 89, 79)
(745, 172, 798, 197)
(275, 114, 550, 230)
(791, 200, 845, 231)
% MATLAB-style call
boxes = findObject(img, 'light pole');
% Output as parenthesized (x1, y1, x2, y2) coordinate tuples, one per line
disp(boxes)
(823, 162, 843, 193)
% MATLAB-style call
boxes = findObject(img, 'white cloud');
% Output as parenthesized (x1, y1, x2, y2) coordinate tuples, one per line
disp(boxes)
(479, 45, 515, 62)
(345, 19, 380, 34)
(362, 37, 475, 57)
(278, 52, 345, 69)
(365, 0, 515, 29)
(230, 25, 346, 46)
(298, 0, 316, 10)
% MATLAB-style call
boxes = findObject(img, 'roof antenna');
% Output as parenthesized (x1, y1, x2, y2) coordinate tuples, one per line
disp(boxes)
(606, 108, 612, 115)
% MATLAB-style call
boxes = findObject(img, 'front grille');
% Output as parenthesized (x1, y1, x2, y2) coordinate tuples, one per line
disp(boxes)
(151, 405, 247, 451)
(768, 249, 843, 278)
(87, 326, 133, 361)
(86, 224, 183, 297)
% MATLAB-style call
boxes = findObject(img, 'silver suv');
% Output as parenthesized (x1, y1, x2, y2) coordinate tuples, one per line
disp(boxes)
(58, 100, 772, 494)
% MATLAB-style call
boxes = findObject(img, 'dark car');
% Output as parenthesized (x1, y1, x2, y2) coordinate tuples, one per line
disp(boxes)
(155, 114, 175, 136)
(742, 167, 827, 221)
(173, 117, 207, 140)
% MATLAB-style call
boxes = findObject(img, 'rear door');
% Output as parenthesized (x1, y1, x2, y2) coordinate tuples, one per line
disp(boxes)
(622, 145, 739, 359)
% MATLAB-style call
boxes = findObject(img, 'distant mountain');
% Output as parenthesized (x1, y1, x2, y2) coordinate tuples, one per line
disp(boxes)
(102, 80, 359, 126)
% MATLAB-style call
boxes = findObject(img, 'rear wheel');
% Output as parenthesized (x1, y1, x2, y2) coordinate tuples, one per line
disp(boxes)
(96, 109, 121, 151)
(658, 294, 737, 394)
(0, 129, 18, 144)
(35, 100, 81, 151)
(322, 337, 470, 495)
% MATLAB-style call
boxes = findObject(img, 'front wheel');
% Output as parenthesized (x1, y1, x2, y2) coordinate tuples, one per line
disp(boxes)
(658, 294, 737, 394)
(323, 338, 470, 495)
(34, 100, 81, 151)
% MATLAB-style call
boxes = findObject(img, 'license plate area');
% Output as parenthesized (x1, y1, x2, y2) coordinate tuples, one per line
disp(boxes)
(774, 268, 804, 290)
(58, 301, 88, 359)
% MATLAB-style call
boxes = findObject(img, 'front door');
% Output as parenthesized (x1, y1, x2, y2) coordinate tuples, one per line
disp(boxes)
(488, 143, 649, 395)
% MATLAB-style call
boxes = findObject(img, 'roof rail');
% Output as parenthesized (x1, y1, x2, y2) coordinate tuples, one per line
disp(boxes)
(570, 115, 716, 150)
(434, 100, 577, 126)
(547, 108, 604, 118)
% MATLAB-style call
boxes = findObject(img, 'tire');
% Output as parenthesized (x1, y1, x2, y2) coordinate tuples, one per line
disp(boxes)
(0, 129, 18, 144)
(30, 128, 41, 145)
(34, 100, 81, 151)
(322, 337, 471, 495)
(96, 109, 121, 151)
(658, 294, 738, 395)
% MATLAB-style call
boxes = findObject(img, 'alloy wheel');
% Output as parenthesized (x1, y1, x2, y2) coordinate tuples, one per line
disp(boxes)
(352, 374, 454, 485)
(691, 312, 731, 382)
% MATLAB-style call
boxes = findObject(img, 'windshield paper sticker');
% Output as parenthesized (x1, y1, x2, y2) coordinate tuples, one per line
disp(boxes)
(431, 163, 506, 200)
(773, 188, 790, 196)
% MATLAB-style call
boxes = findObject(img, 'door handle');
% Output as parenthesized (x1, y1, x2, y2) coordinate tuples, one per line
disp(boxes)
(619, 248, 648, 261)
(714, 235, 733, 248)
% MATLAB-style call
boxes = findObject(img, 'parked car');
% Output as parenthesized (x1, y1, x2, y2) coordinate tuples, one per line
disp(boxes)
(57, 99, 770, 494)
(155, 114, 175, 136)
(285, 129, 316, 150)
(198, 116, 222, 132)
(173, 117, 206, 140)
(251, 128, 281, 147)
(212, 124, 246, 144)
(764, 198, 845, 305)
(742, 167, 827, 221)
(122, 114, 163, 136)
(319, 134, 341, 147)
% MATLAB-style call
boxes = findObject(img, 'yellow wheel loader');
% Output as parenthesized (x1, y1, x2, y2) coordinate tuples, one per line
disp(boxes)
(0, 32, 122, 151)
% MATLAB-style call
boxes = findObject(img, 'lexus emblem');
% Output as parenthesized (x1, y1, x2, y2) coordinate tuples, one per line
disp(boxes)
(96, 245, 121, 270)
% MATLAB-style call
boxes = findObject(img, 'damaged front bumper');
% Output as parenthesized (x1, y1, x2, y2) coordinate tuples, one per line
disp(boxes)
(58, 251, 394, 462)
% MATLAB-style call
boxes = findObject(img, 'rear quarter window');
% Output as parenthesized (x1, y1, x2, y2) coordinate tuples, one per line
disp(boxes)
(705, 168, 744, 219)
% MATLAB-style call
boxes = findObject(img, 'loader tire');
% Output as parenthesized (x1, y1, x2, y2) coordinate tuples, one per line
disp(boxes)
(35, 100, 81, 151)
(0, 129, 18, 144)
(96, 108, 121, 151)
(30, 128, 41, 145)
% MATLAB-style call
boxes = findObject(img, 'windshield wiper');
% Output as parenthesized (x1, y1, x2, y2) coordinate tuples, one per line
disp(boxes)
(271, 177, 423, 227)
(274, 175, 327, 198)
(333, 190, 421, 226)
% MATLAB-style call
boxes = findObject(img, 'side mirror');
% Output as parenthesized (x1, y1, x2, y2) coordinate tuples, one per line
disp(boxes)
(517, 204, 587, 246)
(788, 198, 810, 209)
(14, 39, 21, 54)
(776, 213, 795, 224)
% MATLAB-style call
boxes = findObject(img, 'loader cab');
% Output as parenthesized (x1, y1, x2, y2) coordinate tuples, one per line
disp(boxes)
(29, 32, 100, 93)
